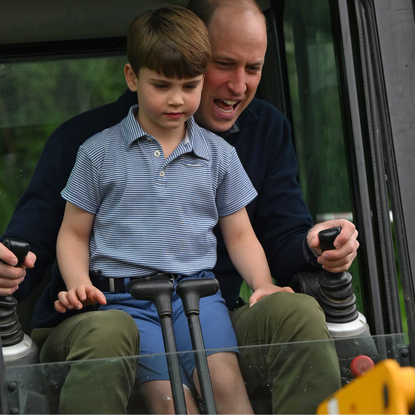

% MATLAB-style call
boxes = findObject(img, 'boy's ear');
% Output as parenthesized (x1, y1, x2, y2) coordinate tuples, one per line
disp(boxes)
(124, 63, 138, 92)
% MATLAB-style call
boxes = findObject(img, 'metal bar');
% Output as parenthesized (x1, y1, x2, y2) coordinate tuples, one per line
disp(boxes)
(334, 0, 386, 334)
(187, 315, 216, 414)
(160, 317, 187, 415)
(356, 0, 403, 333)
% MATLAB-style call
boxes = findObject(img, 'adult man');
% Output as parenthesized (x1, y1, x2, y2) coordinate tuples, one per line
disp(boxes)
(0, 0, 358, 413)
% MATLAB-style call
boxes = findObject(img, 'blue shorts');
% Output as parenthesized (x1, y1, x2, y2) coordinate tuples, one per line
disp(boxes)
(98, 270, 238, 389)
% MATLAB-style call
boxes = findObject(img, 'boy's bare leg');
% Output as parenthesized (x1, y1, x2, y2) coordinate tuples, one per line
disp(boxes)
(140, 380, 199, 414)
(193, 352, 254, 414)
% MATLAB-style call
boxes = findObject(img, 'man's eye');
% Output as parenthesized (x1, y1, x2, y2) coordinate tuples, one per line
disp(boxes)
(216, 61, 230, 68)
(248, 66, 261, 73)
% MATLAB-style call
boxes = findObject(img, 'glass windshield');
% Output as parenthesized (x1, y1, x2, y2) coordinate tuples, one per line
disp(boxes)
(283, 0, 363, 313)
(2, 333, 408, 414)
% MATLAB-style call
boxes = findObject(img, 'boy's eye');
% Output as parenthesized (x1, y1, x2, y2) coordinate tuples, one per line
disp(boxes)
(154, 84, 168, 89)
(184, 84, 197, 90)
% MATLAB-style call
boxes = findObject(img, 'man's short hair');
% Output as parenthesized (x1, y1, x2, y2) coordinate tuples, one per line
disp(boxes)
(186, 0, 265, 29)
(127, 5, 211, 79)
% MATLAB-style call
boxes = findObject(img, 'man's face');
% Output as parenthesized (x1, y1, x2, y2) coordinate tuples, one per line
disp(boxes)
(194, 7, 267, 133)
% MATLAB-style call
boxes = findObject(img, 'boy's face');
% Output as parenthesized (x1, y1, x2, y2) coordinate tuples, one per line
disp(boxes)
(125, 65, 204, 137)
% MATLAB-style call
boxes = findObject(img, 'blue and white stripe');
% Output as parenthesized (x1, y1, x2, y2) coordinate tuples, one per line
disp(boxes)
(61, 105, 257, 277)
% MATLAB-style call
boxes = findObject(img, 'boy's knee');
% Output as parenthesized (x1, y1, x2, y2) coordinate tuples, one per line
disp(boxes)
(207, 352, 242, 389)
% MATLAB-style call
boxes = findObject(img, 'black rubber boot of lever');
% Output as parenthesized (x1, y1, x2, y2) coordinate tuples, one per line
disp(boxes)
(176, 279, 219, 415)
(0, 239, 30, 346)
(317, 227, 358, 323)
(127, 275, 187, 414)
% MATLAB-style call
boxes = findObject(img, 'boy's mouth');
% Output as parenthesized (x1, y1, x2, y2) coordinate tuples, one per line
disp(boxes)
(214, 99, 239, 114)
(165, 112, 183, 118)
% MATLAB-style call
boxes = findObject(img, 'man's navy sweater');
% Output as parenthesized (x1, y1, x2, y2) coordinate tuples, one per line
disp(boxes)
(2, 89, 317, 330)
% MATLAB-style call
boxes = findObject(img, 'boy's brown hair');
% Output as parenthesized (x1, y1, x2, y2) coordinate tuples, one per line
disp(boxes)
(127, 5, 211, 79)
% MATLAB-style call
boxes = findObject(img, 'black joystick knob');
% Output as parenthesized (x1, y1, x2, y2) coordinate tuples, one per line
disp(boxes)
(317, 228, 358, 323)
(0, 239, 30, 347)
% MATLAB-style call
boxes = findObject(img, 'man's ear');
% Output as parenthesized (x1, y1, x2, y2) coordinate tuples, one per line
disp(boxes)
(124, 64, 138, 92)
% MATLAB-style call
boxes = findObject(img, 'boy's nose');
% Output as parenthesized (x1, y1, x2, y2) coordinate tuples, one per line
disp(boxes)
(168, 92, 184, 106)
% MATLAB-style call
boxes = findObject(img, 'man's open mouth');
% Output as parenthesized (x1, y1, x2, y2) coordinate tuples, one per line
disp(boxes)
(214, 99, 239, 114)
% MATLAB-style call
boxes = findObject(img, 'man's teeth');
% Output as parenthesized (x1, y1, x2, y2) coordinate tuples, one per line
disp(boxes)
(215, 99, 238, 113)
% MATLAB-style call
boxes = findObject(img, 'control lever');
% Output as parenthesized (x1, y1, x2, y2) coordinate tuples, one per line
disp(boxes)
(127, 275, 187, 415)
(317, 227, 358, 323)
(0, 239, 29, 347)
(290, 227, 376, 384)
(176, 278, 219, 415)
(0, 239, 39, 364)
(318, 227, 376, 383)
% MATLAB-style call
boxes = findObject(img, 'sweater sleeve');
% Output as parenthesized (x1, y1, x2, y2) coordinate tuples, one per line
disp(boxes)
(1, 123, 80, 301)
(250, 107, 318, 285)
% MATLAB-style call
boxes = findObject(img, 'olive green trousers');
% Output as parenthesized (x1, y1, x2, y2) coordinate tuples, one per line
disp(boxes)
(32, 292, 340, 414)
(231, 292, 341, 414)
(32, 309, 140, 414)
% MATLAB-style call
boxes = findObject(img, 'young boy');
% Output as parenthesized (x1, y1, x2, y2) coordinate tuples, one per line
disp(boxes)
(55, 5, 279, 414)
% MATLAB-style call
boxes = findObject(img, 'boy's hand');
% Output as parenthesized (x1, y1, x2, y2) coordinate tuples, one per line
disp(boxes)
(55, 284, 107, 313)
(249, 283, 294, 307)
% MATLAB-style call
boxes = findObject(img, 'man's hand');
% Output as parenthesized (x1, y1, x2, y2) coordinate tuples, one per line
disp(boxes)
(307, 219, 359, 273)
(55, 284, 107, 313)
(0, 243, 36, 296)
(249, 282, 294, 307)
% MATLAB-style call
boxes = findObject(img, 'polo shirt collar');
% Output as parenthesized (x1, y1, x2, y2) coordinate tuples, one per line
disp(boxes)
(120, 105, 147, 148)
(184, 115, 210, 161)
(121, 105, 210, 161)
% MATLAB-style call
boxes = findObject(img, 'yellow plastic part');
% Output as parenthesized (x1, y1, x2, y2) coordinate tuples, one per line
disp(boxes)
(317, 359, 415, 414)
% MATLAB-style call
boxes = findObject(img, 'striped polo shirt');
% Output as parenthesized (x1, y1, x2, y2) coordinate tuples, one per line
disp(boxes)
(61, 105, 257, 278)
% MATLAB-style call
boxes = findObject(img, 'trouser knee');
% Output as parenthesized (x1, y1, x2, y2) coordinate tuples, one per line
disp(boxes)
(235, 292, 331, 345)
(75, 310, 140, 359)
(267, 292, 329, 341)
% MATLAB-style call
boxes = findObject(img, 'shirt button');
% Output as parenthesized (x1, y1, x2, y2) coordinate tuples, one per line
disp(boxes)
(154, 150, 161, 157)
(147, 137, 153, 142)
(159, 171, 165, 177)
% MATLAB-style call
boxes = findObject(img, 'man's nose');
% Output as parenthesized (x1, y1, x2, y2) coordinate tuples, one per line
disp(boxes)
(226, 68, 247, 95)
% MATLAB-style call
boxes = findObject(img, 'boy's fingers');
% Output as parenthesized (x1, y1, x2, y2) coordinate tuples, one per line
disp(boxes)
(249, 296, 258, 307)
(66, 289, 82, 309)
(54, 300, 67, 313)
(57, 291, 74, 309)
(96, 290, 107, 305)
(280, 286, 294, 293)
(249, 290, 264, 307)
(76, 285, 87, 302)
(90, 288, 107, 305)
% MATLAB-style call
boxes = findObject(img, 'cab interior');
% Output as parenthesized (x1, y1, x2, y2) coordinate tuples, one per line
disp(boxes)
(1, 0, 415, 413)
